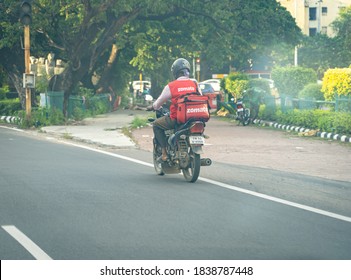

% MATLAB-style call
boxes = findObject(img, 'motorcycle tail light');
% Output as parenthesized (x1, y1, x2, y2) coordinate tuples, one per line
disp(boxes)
(237, 104, 243, 109)
(190, 122, 205, 133)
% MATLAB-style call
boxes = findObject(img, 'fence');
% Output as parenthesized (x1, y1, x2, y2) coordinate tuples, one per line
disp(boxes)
(40, 92, 114, 117)
(266, 95, 351, 113)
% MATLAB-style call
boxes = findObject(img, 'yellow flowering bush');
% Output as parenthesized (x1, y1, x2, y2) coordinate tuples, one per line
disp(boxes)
(322, 68, 351, 101)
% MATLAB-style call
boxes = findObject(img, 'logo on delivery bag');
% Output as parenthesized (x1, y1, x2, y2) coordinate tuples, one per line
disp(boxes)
(186, 106, 208, 114)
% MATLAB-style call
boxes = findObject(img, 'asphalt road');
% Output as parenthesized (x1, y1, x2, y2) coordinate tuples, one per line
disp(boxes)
(1, 126, 351, 260)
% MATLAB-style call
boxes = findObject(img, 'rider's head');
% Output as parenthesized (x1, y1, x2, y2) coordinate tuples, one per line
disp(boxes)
(171, 58, 191, 79)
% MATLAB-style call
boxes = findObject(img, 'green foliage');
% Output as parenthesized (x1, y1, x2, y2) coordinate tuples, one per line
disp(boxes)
(71, 107, 85, 121)
(17, 107, 65, 128)
(274, 109, 351, 135)
(271, 66, 317, 98)
(298, 83, 324, 100)
(130, 116, 149, 129)
(298, 35, 344, 79)
(331, 6, 351, 66)
(248, 79, 271, 95)
(321, 68, 351, 101)
(35, 74, 50, 93)
(224, 72, 249, 99)
(258, 104, 277, 122)
(0, 86, 9, 100)
(0, 98, 21, 115)
(1, 0, 302, 110)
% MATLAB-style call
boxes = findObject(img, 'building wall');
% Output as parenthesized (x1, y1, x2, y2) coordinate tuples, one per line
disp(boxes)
(278, 0, 351, 37)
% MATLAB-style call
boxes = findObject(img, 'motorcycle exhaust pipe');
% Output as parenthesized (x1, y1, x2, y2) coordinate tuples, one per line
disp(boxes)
(201, 158, 212, 166)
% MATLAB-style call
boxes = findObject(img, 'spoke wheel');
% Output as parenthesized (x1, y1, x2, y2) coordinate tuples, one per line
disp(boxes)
(182, 150, 201, 183)
(153, 142, 164, 176)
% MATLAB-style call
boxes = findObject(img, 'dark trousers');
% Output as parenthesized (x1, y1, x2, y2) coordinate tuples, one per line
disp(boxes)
(153, 116, 176, 148)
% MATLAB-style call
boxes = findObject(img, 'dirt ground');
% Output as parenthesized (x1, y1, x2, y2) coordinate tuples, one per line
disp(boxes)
(131, 116, 351, 182)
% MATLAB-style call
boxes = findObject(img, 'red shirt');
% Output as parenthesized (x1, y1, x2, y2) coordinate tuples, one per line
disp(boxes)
(168, 79, 197, 119)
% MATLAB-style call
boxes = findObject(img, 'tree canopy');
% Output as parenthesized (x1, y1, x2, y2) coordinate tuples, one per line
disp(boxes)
(0, 0, 302, 115)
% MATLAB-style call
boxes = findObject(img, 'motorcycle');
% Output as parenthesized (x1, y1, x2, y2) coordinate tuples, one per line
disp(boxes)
(148, 107, 212, 183)
(230, 97, 250, 126)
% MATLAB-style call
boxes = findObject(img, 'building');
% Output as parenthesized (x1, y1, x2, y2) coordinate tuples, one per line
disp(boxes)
(278, 0, 351, 37)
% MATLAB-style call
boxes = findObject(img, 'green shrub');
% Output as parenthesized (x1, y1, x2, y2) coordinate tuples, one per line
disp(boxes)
(0, 98, 22, 115)
(272, 66, 317, 98)
(273, 109, 351, 135)
(72, 107, 86, 121)
(130, 116, 149, 129)
(0, 86, 9, 100)
(298, 83, 324, 100)
(248, 79, 271, 95)
(18, 107, 66, 128)
(258, 104, 277, 121)
(224, 72, 249, 100)
(322, 68, 351, 101)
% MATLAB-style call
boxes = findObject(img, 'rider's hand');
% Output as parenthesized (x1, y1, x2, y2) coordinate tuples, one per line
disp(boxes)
(146, 105, 154, 111)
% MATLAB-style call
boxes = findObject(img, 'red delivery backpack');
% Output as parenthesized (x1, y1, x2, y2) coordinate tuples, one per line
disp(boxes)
(176, 94, 210, 124)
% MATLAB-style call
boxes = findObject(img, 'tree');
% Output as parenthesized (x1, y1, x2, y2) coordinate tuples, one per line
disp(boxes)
(298, 35, 347, 79)
(0, 0, 302, 117)
(332, 6, 351, 64)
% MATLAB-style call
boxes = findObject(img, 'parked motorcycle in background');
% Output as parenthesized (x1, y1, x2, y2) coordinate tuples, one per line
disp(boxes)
(229, 97, 251, 126)
(148, 107, 212, 183)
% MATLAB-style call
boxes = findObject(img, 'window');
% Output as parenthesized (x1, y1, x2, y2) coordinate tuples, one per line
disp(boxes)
(322, 7, 327, 15)
(309, 28, 317, 36)
(309, 7, 317, 20)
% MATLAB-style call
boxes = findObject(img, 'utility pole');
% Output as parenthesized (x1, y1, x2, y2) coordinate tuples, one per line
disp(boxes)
(20, 1, 33, 119)
(294, 0, 298, 66)
(24, 25, 31, 118)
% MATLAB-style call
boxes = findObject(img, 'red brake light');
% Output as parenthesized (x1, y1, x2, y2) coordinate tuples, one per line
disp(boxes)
(190, 122, 205, 133)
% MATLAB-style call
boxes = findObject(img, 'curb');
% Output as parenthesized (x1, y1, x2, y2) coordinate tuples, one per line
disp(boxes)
(252, 119, 351, 143)
(0, 116, 20, 124)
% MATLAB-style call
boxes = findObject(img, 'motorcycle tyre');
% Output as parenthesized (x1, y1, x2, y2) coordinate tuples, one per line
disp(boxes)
(182, 151, 201, 183)
(241, 117, 250, 126)
(241, 109, 251, 126)
(153, 143, 164, 176)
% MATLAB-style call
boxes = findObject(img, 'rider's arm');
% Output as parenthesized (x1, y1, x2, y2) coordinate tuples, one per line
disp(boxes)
(152, 85, 171, 110)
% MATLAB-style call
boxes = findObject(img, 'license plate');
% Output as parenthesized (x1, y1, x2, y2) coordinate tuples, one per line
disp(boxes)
(237, 108, 244, 112)
(189, 136, 205, 145)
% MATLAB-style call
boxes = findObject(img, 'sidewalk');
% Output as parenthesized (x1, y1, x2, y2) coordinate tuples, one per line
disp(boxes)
(41, 109, 149, 148)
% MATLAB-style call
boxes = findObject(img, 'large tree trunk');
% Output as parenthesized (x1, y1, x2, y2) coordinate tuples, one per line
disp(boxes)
(96, 44, 119, 93)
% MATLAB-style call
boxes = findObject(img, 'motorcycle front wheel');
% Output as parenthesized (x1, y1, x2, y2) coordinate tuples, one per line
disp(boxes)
(153, 141, 164, 176)
(182, 150, 201, 183)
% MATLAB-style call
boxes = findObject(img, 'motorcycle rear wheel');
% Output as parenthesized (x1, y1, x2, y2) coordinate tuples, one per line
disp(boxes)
(241, 109, 251, 126)
(182, 151, 201, 183)
(153, 142, 164, 176)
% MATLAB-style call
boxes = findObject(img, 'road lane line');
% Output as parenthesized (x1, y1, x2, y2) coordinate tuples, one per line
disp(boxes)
(2, 225, 53, 260)
(9, 131, 348, 225)
(199, 178, 351, 223)
(62, 141, 351, 224)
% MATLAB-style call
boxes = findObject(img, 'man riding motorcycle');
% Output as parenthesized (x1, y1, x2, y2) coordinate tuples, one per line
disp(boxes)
(148, 58, 202, 162)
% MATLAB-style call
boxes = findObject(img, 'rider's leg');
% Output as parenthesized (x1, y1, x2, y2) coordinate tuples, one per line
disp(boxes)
(153, 116, 176, 161)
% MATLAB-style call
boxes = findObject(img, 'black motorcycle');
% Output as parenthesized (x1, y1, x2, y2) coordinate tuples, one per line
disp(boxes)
(229, 98, 251, 126)
(148, 107, 212, 183)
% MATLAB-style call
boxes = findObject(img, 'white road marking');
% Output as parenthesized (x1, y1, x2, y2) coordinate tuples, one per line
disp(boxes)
(62, 141, 351, 224)
(199, 178, 351, 223)
(2, 225, 53, 260)
(0, 125, 24, 132)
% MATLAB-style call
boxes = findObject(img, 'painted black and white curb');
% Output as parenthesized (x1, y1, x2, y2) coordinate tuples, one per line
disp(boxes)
(0, 116, 21, 124)
(252, 119, 351, 143)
